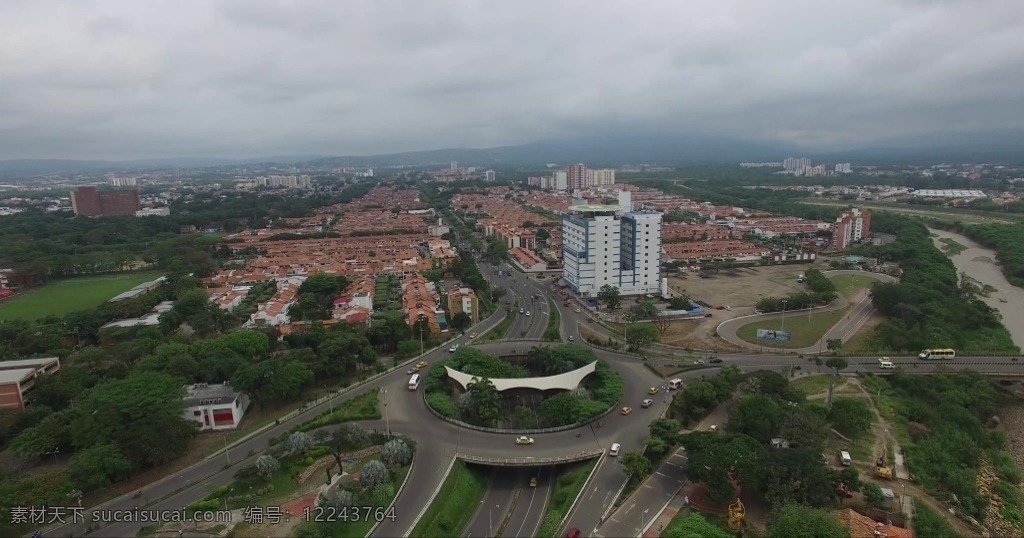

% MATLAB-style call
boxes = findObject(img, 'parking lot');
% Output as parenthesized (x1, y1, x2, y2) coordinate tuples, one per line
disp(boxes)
(661, 262, 819, 351)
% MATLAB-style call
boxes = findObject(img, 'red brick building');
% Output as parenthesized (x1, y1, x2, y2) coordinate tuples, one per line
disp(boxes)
(71, 186, 141, 216)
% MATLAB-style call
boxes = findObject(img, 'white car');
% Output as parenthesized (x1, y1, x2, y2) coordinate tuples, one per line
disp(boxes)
(526, 311, 531, 317)
(449, 344, 459, 353)
(574, 308, 581, 313)
(609, 443, 621, 456)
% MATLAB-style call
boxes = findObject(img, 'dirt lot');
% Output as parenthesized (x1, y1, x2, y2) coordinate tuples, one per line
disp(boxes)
(661, 263, 818, 351)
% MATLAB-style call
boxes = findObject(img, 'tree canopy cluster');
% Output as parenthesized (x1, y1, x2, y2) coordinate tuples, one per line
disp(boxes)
(882, 371, 1015, 520)
(855, 215, 1018, 353)
(679, 370, 867, 512)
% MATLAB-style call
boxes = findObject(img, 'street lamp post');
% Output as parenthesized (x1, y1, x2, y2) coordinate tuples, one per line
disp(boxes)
(325, 385, 333, 414)
(223, 432, 231, 465)
(383, 389, 390, 437)
(780, 299, 788, 333)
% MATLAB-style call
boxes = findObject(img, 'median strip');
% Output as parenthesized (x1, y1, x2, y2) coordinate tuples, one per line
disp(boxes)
(537, 456, 602, 538)
(408, 460, 489, 538)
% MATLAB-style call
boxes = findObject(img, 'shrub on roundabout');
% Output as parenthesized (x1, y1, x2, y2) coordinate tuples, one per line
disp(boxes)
(424, 345, 623, 429)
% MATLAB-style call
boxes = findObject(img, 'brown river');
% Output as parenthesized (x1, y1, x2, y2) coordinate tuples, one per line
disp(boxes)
(930, 228, 1024, 350)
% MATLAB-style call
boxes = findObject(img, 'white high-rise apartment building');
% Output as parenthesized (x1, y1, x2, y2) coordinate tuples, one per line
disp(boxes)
(783, 157, 811, 173)
(835, 163, 852, 174)
(587, 169, 616, 186)
(561, 191, 663, 297)
(552, 170, 568, 190)
(485, 170, 496, 182)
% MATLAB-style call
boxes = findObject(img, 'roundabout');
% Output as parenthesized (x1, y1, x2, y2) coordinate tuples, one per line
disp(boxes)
(422, 346, 619, 434)
(52, 259, 1024, 538)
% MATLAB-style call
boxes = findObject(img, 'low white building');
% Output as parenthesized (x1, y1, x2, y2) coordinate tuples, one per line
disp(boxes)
(183, 382, 250, 431)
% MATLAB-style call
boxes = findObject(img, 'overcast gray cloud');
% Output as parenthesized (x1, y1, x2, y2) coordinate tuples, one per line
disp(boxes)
(1, 0, 1022, 160)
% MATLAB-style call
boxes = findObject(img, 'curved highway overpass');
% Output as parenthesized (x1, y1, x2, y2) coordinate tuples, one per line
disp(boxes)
(51, 261, 1022, 538)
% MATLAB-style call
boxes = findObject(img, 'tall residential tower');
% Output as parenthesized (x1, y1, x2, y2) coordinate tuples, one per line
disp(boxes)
(561, 191, 663, 297)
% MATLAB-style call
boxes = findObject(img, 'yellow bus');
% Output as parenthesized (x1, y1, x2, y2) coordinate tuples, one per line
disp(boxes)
(918, 348, 956, 360)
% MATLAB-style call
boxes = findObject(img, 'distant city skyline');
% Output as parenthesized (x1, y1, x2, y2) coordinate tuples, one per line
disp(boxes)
(1, 1, 1023, 161)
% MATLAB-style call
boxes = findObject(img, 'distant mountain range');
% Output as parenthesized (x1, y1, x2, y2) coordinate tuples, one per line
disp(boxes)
(1, 129, 1022, 178)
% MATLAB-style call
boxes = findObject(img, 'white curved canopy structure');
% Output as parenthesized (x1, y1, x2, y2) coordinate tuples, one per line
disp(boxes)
(445, 361, 597, 392)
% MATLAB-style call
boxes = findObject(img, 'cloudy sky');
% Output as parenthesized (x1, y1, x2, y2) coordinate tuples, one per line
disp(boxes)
(1, 0, 1023, 160)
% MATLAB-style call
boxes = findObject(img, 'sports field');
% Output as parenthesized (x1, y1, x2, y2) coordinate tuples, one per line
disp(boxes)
(0, 272, 161, 321)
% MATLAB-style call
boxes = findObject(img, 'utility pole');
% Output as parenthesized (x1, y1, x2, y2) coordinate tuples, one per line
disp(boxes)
(383, 389, 390, 437)
(780, 299, 788, 333)
(223, 433, 231, 465)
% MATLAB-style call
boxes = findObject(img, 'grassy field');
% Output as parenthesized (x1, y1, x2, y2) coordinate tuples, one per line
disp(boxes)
(0, 272, 160, 321)
(737, 307, 848, 349)
(912, 498, 961, 538)
(800, 199, 1022, 224)
(829, 275, 877, 300)
(537, 459, 599, 538)
(842, 314, 884, 354)
(790, 375, 833, 397)
(295, 389, 381, 432)
(479, 309, 516, 342)
(409, 461, 489, 538)
(543, 298, 561, 341)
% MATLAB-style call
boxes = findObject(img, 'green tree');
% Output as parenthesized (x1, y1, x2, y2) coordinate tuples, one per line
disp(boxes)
(230, 358, 314, 405)
(634, 300, 659, 320)
(68, 443, 133, 492)
(450, 311, 472, 331)
(299, 273, 347, 297)
(218, 330, 271, 359)
(173, 289, 209, 318)
(598, 285, 622, 310)
(662, 513, 731, 538)
(157, 310, 183, 335)
(728, 395, 783, 443)
(620, 450, 653, 482)
(68, 372, 198, 468)
(768, 504, 850, 538)
(465, 377, 502, 426)
(625, 323, 659, 352)
(828, 398, 874, 439)
(682, 433, 763, 504)
(759, 448, 838, 507)
(863, 482, 886, 507)
(668, 297, 694, 310)
(826, 338, 843, 355)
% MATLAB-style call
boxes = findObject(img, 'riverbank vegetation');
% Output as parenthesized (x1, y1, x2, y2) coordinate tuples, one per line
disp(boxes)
(853, 214, 1018, 353)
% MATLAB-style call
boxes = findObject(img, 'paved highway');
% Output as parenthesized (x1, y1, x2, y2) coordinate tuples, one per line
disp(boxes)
(47, 256, 1024, 538)
(463, 468, 515, 538)
(503, 466, 552, 538)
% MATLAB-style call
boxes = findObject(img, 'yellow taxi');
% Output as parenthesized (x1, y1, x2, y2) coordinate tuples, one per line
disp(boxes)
(621, 407, 633, 416)
(529, 477, 538, 488)
(648, 387, 659, 395)
(415, 361, 429, 369)
(469, 332, 477, 339)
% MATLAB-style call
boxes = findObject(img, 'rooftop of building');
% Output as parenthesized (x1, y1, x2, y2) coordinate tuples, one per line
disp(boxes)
(0, 368, 40, 385)
(183, 382, 242, 407)
(0, 357, 59, 371)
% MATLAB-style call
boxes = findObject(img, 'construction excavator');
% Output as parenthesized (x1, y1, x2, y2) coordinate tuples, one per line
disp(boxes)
(875, 439, 894, 480)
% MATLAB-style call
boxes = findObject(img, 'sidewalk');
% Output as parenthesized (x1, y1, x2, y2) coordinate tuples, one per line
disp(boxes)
(641, 484, 693, 537)
(593, 448, 687, 538)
